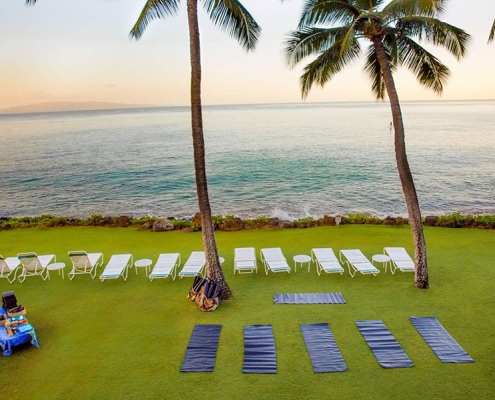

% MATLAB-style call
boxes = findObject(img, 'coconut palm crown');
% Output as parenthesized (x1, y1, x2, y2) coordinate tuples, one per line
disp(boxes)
(130, 0, 260, 50)
(285, 0, 469, 98)
(285, 0, 471, 288)
(130, 0, 260, 301)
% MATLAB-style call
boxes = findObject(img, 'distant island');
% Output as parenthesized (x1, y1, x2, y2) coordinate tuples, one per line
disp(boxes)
(0, 101, 148, 115)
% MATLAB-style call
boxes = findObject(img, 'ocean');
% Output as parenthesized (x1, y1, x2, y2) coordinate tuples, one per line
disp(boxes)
(0, 101, 494, 220)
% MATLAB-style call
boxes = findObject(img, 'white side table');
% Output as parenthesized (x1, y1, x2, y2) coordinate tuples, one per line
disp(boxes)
(372, 254, 391, 273)
(47, 262, 66, 280)
(293, 255, 312, 272)
(135, 259, 152, 277)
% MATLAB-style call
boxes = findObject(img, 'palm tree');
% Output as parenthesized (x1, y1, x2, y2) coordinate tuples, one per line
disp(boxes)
(130, 1, 260, 300)
(23, 0, 259, 301)
(284, 0, 470, 288)
(489, 18, 495, 43)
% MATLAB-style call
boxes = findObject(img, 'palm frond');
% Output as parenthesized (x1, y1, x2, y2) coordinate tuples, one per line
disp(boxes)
(129, 0, 180, 40)
(363, 38, 398, 99)
(354, 0, 385, 11)
(339, 18, 358, 55)
(384, 0, 446, 18)
(25, 0, 37, 5)
(363, 45, 386, 99)
(397, 16, 471, 60)
(383, 32, 399, 65)
(284, 26, 349, 68)
(202, 0, 260, 51)
(300, 38, 361, 98)
(488, 18, 495, 44)
(298, 0, 360, 28)
(397, 35, 450, 95)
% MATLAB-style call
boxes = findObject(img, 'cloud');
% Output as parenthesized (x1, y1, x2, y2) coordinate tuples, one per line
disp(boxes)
(105, 84, 117, 89)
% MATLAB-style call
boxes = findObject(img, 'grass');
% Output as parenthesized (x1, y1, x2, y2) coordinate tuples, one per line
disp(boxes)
(1, 225, 494, 399)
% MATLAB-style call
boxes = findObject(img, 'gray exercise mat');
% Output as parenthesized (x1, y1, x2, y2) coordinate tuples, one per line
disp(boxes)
(274, 292, 346, 304)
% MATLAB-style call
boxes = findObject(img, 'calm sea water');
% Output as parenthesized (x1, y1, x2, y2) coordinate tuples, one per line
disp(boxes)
(0, 101, 494, 220)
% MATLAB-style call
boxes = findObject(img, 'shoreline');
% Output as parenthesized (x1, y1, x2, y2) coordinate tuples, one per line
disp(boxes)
(1, 212, 493, 231)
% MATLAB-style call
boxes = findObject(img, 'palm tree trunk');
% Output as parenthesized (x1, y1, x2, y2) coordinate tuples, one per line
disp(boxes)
(372, 38, 429, 289)
(187, 0, 233, 300)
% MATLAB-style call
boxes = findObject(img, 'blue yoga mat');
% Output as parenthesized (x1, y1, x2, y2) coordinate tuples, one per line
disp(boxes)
(301, 323, 347, 373)
(410, 316, 474, 363)
(180, 324, 222, 372)
(356, 320, 414, 368)
(274, 292, 346, 304)
(243, 325, 277, 374)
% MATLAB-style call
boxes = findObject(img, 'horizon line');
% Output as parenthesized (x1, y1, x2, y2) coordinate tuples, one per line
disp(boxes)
(1, 98, 494, 116)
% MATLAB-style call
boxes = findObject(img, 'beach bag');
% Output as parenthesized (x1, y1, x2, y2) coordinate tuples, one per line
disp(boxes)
(187, 276, 205, 302)
(187, 276, 222, 312)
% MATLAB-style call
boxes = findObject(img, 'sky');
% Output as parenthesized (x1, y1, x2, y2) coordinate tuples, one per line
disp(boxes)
(1, 0, 494, 108)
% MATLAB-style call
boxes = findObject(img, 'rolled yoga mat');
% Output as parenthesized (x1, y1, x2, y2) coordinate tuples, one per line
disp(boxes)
(273, 292, 346, 304)
(301, 323, 347, 373)
(243, 325, 277, 374)
(410, 316, 474, 363)
(180, 324, 222, 372)
(356, 320, 414, 368)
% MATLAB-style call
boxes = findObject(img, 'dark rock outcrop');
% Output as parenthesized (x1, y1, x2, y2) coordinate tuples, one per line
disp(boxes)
(318, 215, 333, 226)
(278, 220, 293, 229)
(192, 212, 202, 227)
(115, 216, 131, 227)
(424, 216, 438, 226)
(268, 218, 280, 227)
(220, 218, 244, 231)
(152, 220, 174, 232)
(383, 216, 396, 225)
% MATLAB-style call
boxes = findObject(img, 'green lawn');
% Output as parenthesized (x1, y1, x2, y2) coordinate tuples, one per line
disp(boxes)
(1, 225, 494, 399)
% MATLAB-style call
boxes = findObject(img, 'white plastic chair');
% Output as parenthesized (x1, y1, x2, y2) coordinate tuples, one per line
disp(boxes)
(311, 248, 344, 276)
(234, 247, 257, 275)
(149, 253, 181, 281)
(100, 254, 133, 282)
(384, 247, 415, 274)
(68, 251, 104, 280)
(339, 249, 380, 277)
(17, 252, 56, 283)
(178, 251, 206, 278)
(0, 256, 21, 284)
(260, 248, 291, 275)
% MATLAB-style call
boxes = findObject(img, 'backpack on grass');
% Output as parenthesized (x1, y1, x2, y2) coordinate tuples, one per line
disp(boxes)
(187, 276, 222, 312)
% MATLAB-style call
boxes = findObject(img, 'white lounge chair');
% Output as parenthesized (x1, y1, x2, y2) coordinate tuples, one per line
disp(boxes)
(311, 248, 344, 276)
(260, 248, 291, 275)
(68, 251, 104, 280)
(149, 253, 181, 281)
(179, 251, 206, 278)
(17, 252, 56, 283)
(100, 254, 133, 282)
(339, 249, 380, 277)
(384, 247, 415, 274)
(234, 247, 257, 275)
(0, 255, 21, 284)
